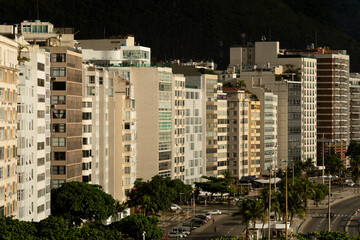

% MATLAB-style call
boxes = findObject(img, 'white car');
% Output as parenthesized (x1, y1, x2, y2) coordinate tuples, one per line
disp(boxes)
(208, 209, 221, 215)
(171, 203, 181, 211)
(168, 231, 186, 238)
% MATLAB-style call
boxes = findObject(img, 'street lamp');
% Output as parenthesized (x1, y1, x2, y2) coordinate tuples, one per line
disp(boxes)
(268, 165, 272, 240)
(281, 159, 289, 240)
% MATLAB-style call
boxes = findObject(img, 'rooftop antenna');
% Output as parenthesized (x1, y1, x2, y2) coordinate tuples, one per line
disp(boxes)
(315, 30, 318, 49)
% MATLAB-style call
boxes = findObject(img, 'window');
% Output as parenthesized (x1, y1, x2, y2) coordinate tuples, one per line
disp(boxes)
(52, 166, 66, 175)
(83, 125, 92, 133)
(37, 204, 45, 213)
(38, 94, 45, 102)
(159, 82, 171, 91)
(37, 110, 45, 118)
(37, 142, 45, 150)
(51, 53, 66, 63)
(0, 167, 3, 179)
(88, 76, 95, 84)
(38, 188, 46, 198)
(37, 78, 45, 87)
(37, 157, 45, 166)
(124, 167, 131, 174)
(51, 68, 66, 77)
(52, 137, 66, 147)
(53, 152, 66, 161)
(52, 82, 66, 90)
(37, 173, 45, 182)
(159, 151, 171, 161)
(52, 96, 66, 104)
(82, 112, 92, 120)
(82, 150, 92, 158)
(37, 63, 45, 71)
(53, 110, 66, 119)
(52, 124, 66, 132)
(51, 179, 65, 189)
(82, 137, 91, 145)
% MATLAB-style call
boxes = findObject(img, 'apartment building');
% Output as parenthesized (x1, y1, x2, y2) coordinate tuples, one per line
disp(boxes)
(17, 45, 51, 221)
(184, 81, 205, 185)
(229, 41, 317, 168)
(78, 37, 151, 66)
(350, 73, 360, 142)
(284, 48, 349, 165)
(173, 75, 186, 181)
(0, 35, 18, 218)
(45, 47, 83, 188)
(223, 88, 250, 178)
(217, 84, 228, 177)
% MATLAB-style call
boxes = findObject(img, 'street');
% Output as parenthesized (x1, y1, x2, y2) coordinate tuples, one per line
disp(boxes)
(301, 188, 360, 236)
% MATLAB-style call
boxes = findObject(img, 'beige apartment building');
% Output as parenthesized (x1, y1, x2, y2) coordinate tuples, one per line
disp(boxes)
(217, 84, 228, 177)
(45, 46, 83, 188)
(0, 35, 18, 217)
(224, 88, 251, 178)
(350, 73, 360, 143)
(248, 100, 261, 176)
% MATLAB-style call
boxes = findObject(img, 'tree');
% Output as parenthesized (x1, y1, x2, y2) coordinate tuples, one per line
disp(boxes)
(70, 222, 124, 240)
(236, 79, 246, 89)
(260, 187, 280, 220)
(0, 217, 37, 239)
(35, 215, 72, 239)
(110, 214, 163, 240)
(324, 154, 344, 176)
(300, 158, 316, 178)
(232, 198, 264, 240)
(295, 178, 314, 208)
(346, 141, 360, 185)
(294, 230, 351, 240)
(312, 183, 328, 207)
(51, 182, 116, 225)
(127, 175, 192, 215)
(195, 175, 233, 200)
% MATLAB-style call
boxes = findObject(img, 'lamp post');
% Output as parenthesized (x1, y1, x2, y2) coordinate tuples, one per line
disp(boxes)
(281, 159, 288, 240)
(268, 166, 271, 240)
(142, 231, 146, 240)
(328, 177, 331, 232)
(322, 133, 325, 184)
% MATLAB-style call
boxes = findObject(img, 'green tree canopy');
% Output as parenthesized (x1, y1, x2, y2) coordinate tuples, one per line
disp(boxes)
(110, 214, 163, 240)
(312, 183, 328, 207)
(295, 230, 352, 240)
(51, 182, 116, 225)
(347, 141, 360, 184)
(127, 175, 192, 215)
(195, 175, 233, 197)
(324, 154, 344, 176)
(0, 217, 37, 240)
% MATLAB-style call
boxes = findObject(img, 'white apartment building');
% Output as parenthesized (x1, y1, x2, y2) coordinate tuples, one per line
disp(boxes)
(184, 80, 205, 185)
(229, 41, 317, 166)
(78, 38, 151, 66)
(0, 35, 18, 218)
(217, 84, 228, 177)
(173, 75, 186, 181)
(17, 45, 51, 221)
(350, 73, 360, 142)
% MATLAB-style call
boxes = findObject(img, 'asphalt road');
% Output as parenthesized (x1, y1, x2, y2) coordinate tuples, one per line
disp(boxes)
(185, 213, 246, 240)
(302, 194, 360, 236)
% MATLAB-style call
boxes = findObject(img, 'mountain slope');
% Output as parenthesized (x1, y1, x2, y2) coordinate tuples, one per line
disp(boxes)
(1, 0, 360, 70)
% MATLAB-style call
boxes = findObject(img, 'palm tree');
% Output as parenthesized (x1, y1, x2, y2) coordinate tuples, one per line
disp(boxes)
(295, 178, 314, 208)
(233, 198, 264, 240)
(232, 199, 253, 240)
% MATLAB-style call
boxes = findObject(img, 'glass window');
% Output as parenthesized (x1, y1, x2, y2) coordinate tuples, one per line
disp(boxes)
(51, 67, 66, 77)
(52, 137, 66, 147)
(51, 53, 66, 63)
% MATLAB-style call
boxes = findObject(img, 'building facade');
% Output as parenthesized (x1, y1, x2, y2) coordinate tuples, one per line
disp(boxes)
(0, 35, 18, 218)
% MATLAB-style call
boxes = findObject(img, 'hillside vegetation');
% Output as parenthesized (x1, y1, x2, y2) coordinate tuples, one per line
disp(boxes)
(1, 0, 360, 70)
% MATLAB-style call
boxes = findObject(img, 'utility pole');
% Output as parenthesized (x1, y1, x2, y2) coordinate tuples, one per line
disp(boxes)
(285, 162, 288, 240)
(268, 167, 271, 240)
(322, 133, 325, 184)
(328, 178, 331, 231)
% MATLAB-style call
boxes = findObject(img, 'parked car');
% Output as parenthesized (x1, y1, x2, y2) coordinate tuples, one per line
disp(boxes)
(191, 219, 206, 226)
(181, 223, 196, 230)
(195, 214, 210, 221)
(204, 213, 212, 219)
(208, 209, 222, 215)
(171, 203, 181, 211)
(168, 231, 186, 238)
(172, 228, 190, 236)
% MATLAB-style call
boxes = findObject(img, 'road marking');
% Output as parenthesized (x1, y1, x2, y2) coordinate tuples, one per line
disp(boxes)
(320, 218, 325, 224)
